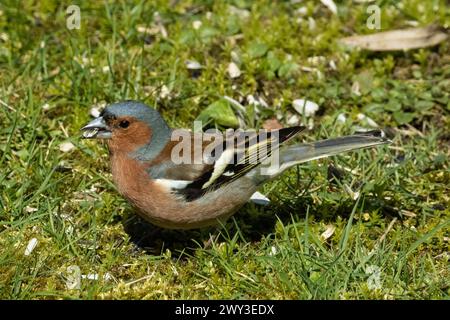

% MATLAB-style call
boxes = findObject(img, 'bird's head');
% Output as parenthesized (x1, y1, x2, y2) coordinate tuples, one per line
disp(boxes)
(81, 101, 171, 158)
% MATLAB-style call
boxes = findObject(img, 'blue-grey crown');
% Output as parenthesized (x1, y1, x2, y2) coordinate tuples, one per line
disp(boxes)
(104, 100, 167, 127)
(104, 100, 172, 161)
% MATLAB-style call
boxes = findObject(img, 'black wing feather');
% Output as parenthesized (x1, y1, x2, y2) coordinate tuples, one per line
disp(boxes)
(179, 126, 305, 201)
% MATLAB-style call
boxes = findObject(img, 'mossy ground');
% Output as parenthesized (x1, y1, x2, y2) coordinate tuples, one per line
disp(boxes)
(0, 1, 449, 299)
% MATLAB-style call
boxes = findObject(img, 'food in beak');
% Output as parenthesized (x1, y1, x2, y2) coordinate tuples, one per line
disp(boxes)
(81, 117, 112, 139)
(82, 128, 100, 139)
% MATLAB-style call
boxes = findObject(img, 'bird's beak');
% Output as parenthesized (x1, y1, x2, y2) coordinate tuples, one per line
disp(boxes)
(81, 117, 112, 139)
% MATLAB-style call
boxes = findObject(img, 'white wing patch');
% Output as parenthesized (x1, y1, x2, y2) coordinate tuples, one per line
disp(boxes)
(155, 179, 192, 190)
(202, 148, 235, 189)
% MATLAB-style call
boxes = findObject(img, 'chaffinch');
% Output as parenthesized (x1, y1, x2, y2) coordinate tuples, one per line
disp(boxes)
(81, 100, 390, 229)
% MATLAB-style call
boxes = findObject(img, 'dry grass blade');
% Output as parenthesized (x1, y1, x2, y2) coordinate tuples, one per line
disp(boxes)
(375, 218, 397, 248)
(339, 25, 448, 51)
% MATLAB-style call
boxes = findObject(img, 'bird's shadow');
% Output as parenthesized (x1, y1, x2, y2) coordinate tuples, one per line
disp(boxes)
(122, 214, 212, 257)
(121, 191, 402, 258)
(121, 201, 298, 258)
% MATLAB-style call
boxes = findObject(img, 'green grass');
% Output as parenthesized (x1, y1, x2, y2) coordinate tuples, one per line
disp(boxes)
(0, 0, 449, 299)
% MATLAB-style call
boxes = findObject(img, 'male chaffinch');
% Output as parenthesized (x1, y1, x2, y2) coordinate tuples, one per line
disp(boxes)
(81, 100, 390, 230)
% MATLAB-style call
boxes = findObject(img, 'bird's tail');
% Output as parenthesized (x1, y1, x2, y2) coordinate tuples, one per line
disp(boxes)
(253, 130, 391, 181)
(281, 130, 390, 165)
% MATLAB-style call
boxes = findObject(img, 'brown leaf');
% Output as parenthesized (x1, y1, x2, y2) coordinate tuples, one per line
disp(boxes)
(339, 25, 448, 51)
(262, 118, 283, 130)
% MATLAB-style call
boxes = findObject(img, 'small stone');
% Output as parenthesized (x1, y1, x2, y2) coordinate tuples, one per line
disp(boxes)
(286, 114, 300, 126)
(296, 7, 308, 16)
(0, 32, 9, 42)
(357, 113, 378, 128)
(336, 113, 347, 124)
(321, 0, 338, 15)
(185, 60, 202, 70)
(192, 20, 202, 30)
(90, 106, 101, 118)
(227, 62, 241, 78)
(269, 246, 278, 256)
(25, 206, 38, 213)
(321, 225, 336, 240)
(352, 81, 361, 96)
(59, 142, 75, 153)
(24, 238, 38, 256)
(329, 60, 337, 70)
(292, 99, 319, 117)
(159, 85, 170, 99)
(249, 191, 271, 206)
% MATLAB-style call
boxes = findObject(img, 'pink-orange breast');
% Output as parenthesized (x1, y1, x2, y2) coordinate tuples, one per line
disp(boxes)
(108, 152, 254, 229)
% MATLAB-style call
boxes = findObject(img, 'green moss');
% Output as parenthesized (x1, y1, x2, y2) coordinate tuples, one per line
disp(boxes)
(0, 0, 449, 299)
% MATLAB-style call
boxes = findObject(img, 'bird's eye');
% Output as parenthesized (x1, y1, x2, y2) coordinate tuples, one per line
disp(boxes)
(119, 120, 130, 128)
